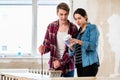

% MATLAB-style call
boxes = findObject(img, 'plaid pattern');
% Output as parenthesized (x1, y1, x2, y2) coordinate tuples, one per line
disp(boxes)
(43, 20, 78, 74)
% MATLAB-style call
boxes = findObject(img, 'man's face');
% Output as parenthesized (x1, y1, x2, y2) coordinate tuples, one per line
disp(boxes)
(57, 9, 69, 24)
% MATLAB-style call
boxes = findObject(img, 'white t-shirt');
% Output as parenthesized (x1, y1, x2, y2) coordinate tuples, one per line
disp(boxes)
(57, 31, 68, 59)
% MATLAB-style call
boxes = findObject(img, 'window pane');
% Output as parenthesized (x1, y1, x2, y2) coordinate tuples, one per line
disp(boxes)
(37, 5, 57, 57)
(0, 5, 32, 54)
(37, 5, 57, 44)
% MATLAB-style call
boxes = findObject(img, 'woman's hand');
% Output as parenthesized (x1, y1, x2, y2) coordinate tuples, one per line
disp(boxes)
(70, 38, 83, 45)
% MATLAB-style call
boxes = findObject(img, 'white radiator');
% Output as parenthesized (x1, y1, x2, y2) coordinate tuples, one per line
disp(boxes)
(0, 69, 62, 80)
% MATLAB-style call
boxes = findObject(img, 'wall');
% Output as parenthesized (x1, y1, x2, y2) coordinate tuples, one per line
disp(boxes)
(73, 0, 120, 77)
(0, 58, 49, 69)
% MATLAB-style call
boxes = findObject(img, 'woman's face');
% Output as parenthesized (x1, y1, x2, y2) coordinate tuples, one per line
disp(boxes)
(57, 9, 69, 24)
(74, 13, 87, 27)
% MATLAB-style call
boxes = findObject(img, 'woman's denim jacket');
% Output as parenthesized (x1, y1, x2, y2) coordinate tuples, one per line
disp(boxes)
(69, 23, 100, 67)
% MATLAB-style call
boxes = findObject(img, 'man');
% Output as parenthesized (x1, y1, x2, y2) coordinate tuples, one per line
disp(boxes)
(39, 2, 78, 77)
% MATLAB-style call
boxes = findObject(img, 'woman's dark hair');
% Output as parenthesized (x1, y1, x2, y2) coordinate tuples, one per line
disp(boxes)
(73, 8, 88, 21)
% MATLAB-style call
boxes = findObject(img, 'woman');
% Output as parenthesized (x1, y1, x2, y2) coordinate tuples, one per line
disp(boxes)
(39, 2, 78, 77)
(69, 8, 100, 77)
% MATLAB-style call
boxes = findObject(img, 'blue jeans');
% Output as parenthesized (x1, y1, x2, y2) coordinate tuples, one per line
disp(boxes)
(61, 70, 74, 77)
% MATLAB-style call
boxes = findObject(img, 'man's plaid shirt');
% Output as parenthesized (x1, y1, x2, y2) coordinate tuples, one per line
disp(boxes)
(42, 20, 78, 74)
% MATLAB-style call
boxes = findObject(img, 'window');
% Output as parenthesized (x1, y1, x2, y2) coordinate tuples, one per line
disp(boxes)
(0, 0, 32, 56)
(0, 0, 70, 57)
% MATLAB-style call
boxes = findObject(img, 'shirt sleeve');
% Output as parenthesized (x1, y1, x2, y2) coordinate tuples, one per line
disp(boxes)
(43, 24, 51, 53)
(82, 25, 100, 51)
(68, 48, 75, 56)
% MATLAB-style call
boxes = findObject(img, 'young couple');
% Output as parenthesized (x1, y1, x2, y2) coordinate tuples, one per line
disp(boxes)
(39, 2, 100, 77)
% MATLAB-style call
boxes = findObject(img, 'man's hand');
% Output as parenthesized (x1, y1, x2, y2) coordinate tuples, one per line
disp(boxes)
(39, 45, 45, 55)
(53, 60, 61, 69)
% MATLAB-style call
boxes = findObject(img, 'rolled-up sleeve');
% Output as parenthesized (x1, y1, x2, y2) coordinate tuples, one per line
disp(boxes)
(68, 48, 75, 56)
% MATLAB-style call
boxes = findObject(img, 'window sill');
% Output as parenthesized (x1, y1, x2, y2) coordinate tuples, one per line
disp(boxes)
(0, 54, 40, 59)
